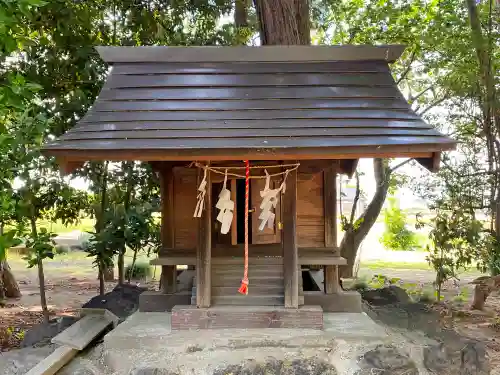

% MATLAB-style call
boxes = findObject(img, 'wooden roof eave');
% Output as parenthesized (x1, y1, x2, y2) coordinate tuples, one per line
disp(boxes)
(45, 143, 454, 174)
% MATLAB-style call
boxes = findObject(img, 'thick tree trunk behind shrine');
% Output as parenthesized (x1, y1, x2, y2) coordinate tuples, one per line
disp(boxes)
(254, 0, 391, 279)
(254, 0, 310, 45)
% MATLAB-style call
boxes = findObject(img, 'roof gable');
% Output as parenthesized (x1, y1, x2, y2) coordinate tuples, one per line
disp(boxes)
(43, 45, 455, 170)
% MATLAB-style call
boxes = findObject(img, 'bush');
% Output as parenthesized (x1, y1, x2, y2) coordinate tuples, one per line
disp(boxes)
(352, 279, 369, 291)
(380, 198, 420, 251)
(54, 245, 69, 255)
(125, 262, 152, 279)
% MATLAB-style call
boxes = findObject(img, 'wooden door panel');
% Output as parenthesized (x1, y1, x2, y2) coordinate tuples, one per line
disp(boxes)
(251, 179, 281, 244)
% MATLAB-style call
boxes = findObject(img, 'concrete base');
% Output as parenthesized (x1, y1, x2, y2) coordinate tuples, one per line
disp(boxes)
(139, 291, 191, 312)
(101, 311, 388, 374)
(303, 290, 362, 312)
(171, 305, 323, 330)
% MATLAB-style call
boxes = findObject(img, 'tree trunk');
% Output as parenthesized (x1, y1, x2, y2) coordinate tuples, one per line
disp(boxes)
(98, 263, 105, 296)
(1, 260, 21, 298)
(339, 159, 391, 278)
(128, 249, 138, 283)
(254, 0, 310, 45)
(29, 216, 49, 323)
(37, 258, 49, 323)
(103, 266, 114, 282)
(253, 1, 390, 279)
(118, 162, 134, 285)
(465, 0, 500, 268)
(117, 253, 125, 284)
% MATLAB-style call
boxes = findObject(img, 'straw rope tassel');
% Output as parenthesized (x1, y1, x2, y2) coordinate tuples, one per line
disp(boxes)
(238, 160, 250, 295)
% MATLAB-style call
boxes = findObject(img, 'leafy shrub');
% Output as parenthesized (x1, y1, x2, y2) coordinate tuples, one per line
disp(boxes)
(54, 245, 69, 255)
(417, 290, 435, 303)
(380, 198, 420, 251)
(352, 279, 369, 291)
(125, 262, 152, 279)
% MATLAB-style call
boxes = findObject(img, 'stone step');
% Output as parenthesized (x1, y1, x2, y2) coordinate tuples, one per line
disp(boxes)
(190, 295, 305, 306)
(172, 305, 323, 330)
(192, 285, 284, 296)
(211, 269, 284, 277)
(194, 276, 299, 287)
(212, 257, 284, 266)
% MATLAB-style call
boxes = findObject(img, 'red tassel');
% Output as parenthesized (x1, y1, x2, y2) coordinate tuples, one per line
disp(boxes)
(238, 279, 248, 295)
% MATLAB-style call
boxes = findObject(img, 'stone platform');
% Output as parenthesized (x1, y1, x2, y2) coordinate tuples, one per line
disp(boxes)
(171, 305, 324, 330)
(101, 311, 389, 374)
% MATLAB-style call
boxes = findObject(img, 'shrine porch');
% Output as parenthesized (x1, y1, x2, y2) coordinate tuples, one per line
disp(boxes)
(150, 243, 347, 266)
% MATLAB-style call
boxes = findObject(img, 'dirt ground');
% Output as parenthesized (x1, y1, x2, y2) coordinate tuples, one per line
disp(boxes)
(0, 256, 159, 351)
(1, 254, 499, 373)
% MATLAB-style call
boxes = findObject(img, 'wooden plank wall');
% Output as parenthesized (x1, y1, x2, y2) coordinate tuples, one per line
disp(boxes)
(296, 172, 325, 247)
(173, 167, 198, 248)
(171, 167, 326, 248)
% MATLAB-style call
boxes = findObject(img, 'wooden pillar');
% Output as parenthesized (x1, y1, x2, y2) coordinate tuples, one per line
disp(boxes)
(283, 167, 298, 308)
(160, 164, 176, 294)
(196, 167, 212, 307)
(324, 164, 341, 294)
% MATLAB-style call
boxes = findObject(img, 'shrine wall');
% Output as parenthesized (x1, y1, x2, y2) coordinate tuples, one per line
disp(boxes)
(170, 167, 327, 249)
(297, 171, 325, 247)
(173, 167, 198, 248)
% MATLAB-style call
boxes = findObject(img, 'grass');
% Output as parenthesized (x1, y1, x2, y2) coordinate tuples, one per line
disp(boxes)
(361, 260, 432, 270)
(37, 218, 95, 234)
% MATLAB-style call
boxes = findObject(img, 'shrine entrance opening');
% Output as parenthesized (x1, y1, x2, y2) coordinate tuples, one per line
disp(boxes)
(211, 177, 283, 247)
(211, 179, 252, 246)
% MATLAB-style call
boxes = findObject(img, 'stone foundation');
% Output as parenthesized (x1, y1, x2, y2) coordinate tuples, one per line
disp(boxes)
(171, 305, 323, 330)
(303, 291, 362, 312)
(139, 291, 191, 312)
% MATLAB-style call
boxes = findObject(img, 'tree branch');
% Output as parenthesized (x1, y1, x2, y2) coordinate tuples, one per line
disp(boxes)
(409, 86, 433, 103)
(349, 171, 360, 225)
(390, 158, 412, 174)
(417, 95, 450, 116)
(396, 49, 417, 85)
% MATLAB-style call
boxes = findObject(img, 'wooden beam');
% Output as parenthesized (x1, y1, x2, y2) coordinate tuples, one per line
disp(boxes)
(159, 164, 176, 294)
(196, 167, 212, 307)
(416, 152, 441, 172)
(45, 146, 446, 163)
(338, 159, 358, 178)
(57, 159, 84, 175)
(282, 166, 299, 308)
(324, 165, 341, 294)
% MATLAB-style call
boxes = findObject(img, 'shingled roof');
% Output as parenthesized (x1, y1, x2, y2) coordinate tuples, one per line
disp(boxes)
(43, 45, 455, 169)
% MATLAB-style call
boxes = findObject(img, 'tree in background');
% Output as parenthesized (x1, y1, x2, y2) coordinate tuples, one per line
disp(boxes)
(380, 198, 419, 251)
(1, 0, 497, 290)
(416, 210, 486, 302)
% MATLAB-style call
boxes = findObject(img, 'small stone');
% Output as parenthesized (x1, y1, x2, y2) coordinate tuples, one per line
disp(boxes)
(423, 341, 490, 375)
(213, 357, 336, 375)
(460, 341, 490, 375)
(129, 368, 178, 375)
(356, 344, 418, 375)
(361, 286, 411, 306)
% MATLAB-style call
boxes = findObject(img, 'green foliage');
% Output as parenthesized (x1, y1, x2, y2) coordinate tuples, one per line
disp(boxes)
(417, 290, 435, 303)
(23, 228, 56, 268)
(417, 210, 486, 301)
(125, 262, 152, 280)
(380, 198, 420, 251)
(54, 245, 69, 255)
(352, 278, 369, 291)
(0, 229, 22, 262)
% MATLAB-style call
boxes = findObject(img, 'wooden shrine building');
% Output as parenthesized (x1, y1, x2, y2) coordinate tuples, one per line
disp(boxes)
(44, 45, 455, 330)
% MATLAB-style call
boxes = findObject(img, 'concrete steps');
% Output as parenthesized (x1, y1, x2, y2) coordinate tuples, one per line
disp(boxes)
(172, 305, 322, 330)
(193, 285, 284, 295)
